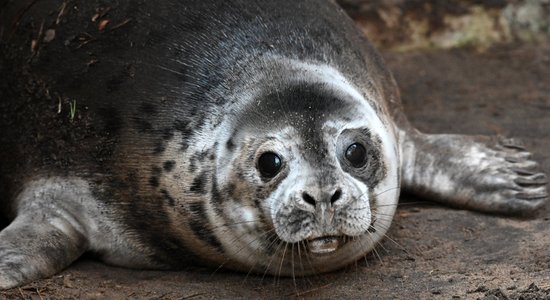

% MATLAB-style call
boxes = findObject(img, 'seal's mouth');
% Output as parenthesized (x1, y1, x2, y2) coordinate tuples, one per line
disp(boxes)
(307, 236, 345, 254)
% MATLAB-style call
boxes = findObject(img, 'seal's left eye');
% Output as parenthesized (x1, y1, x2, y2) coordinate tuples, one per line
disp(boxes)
(345, 143, 367, 168)
(257, 152, 282, 178)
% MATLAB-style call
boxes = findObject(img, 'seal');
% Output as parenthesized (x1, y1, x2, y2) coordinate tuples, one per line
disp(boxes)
(0, 0, 547, 289)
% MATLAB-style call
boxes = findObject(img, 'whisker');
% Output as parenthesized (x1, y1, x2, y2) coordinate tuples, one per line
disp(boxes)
(371, 215, 397, 221)
(241, 229, 279, 282)
(302, 240, 316, 279)
(213, 226, 277, 278)
(380, 233, 409, 255)
(275, 242, 289, 285)
(366, 234, 384, 265)
(356, 235, 371, 267)
(373, 212, 399, 218)
(291, 243, 298, 294)
(297, 240, 307, 281)
(374, 186, 401, 197)
(261, 234, 285, 284)
(354, 185, 400, 201)
(376, 201, 434, 208)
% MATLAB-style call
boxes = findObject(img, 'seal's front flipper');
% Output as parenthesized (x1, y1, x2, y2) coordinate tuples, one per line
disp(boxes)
(0, 178, 91, 289)
(400, 132, 548, 215)
(0, 215, 87, 289)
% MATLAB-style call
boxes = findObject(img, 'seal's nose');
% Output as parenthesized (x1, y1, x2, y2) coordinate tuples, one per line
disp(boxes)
(301, 189, 342, 208)
(302, 192, 316, 207)
(330, 189, 342, 205)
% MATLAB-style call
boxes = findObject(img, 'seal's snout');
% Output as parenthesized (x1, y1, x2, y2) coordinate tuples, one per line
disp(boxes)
(298, 188, 348, 227)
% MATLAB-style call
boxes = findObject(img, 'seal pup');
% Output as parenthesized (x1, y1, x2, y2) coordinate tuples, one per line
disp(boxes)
(0, 0, 547, 289)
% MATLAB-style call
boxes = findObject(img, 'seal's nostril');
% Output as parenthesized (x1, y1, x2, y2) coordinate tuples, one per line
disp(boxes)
(330, 189, 342, 204)
(302, 192, 316, 207)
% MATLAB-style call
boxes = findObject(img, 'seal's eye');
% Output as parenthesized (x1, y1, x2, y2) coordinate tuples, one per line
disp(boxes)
(257, 152, 282, 178)
(345, 143, 367, 168)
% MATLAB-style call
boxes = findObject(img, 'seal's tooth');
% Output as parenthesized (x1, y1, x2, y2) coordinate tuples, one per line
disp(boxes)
(308, 237, 339, 254)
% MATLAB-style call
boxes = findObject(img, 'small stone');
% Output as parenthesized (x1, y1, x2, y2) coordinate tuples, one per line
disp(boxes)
(63, 275, 73, 288)
(43, 29, 56, 43)
(98, 19, 109, 31)
(431, 288, 442, 295)
(467, 285, 488, 293)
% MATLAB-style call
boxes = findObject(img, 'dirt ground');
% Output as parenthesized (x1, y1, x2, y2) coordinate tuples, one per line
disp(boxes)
(1, 41, 549, 299)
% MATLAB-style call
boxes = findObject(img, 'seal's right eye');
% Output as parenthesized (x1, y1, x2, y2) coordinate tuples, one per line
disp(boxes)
(257, 152, 282, 178)
(345, 143, 367, 168)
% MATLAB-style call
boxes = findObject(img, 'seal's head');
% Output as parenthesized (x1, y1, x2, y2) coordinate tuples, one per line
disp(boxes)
(213, 60, 400, 276)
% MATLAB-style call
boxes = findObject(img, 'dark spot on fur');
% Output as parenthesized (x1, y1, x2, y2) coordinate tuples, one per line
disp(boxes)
(235, 171, 246, 180)
(188, 219, 224, 252)
(188, 161, 197, 173)
(190, 173, 206, 194)
(150, 128, 176, 155)
(188, 202, 224, 252)
(254, 198, 262, 209)
(188, 202, 203, 215)
(162, 128, 174, 140)
(226, 138, 235, 151)
(210, 175, 224, 213)
(160, 189, 175, 206)
(153, 142, 165, 154)
(149, 176, 159, 187)
(226, 183, 236, 196)
(148, 167, 162, 186)
(174, 120, 193, 150)
(163, 160, 175, 172)
(196, 150, 209, 162)
(152, 166, 162, 175)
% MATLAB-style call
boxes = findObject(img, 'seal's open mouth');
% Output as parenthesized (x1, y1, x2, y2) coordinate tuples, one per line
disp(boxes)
(307, 236, 344, 254)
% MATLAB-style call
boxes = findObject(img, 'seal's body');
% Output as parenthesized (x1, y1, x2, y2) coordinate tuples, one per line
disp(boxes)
(0, 0, 547, 289)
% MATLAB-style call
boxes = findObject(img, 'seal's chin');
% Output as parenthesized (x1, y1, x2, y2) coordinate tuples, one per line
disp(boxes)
(307, 236, 345, 254)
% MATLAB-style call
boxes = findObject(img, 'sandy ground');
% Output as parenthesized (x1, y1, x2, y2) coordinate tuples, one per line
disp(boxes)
(1, 42, 549, 299)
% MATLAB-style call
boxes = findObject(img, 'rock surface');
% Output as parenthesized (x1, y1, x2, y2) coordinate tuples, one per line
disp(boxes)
(339, 0, 550, 50)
